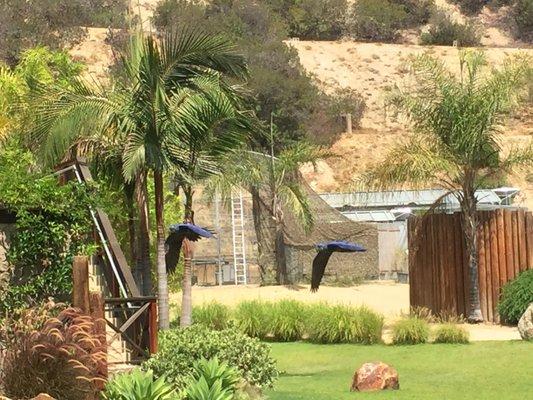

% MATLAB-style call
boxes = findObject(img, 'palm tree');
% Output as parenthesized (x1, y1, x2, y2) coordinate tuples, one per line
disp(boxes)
(30, 29, 248, 329)
(173, 85, 253, 326)
(207, 141, 323, 285)
(362, 50, 532, 322)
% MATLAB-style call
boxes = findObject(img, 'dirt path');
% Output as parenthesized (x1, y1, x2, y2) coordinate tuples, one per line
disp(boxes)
(170, 282, 521, 341)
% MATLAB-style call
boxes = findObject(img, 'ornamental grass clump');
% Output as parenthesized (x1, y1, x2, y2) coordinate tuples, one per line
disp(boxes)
(233, 300, 270, 339)
(0, 305, 106, 400)
(306, 304, 384, 344)
(433, 323, 470, 344)
(392, 317, 429, 345)
(268, 300, 307, 342)
(192, 302, 231, 331)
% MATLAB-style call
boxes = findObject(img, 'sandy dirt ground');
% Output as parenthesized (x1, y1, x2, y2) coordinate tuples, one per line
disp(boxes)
(170, 282, 521, 342)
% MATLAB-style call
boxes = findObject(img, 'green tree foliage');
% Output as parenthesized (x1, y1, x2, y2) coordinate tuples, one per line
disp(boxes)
(153, 0, 365, 149)
(0, 148, 95, 313)
(30, 30, 251, 330)
(362, 51, 532, 322)
(0, 47, 83, 143)
(0, 0, 128, 64)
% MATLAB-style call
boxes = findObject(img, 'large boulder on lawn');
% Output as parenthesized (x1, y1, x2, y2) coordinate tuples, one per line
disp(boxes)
(518, 303, 533, 341)
(351, 362, 399, 392)
(31, 395, 56, 400)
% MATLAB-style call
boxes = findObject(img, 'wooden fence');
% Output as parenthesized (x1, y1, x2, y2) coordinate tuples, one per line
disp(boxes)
(408, 209, 533, 322)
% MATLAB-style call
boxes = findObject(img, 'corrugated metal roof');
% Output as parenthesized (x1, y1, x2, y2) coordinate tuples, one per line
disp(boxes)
(343, 210, 397, 222)
(320, 189, 502, 209)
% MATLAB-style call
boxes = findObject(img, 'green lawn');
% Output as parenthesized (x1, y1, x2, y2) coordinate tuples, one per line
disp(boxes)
(264, 341, 533, 400)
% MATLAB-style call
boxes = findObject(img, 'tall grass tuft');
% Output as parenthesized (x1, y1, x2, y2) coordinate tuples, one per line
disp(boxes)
(192, 302, 231, 331)
(234, 300, 270, 339)
(392, 317, 429, 345)
(433, 324, 469, 344)
(268, 300, 306, 341)
(306, 304, 383, 344)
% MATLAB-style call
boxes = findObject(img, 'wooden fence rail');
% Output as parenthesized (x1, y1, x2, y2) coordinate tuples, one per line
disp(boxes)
(408, 209, 533, 322)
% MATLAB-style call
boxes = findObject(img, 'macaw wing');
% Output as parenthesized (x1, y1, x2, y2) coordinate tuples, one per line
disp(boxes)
(311, 249, 334, 292)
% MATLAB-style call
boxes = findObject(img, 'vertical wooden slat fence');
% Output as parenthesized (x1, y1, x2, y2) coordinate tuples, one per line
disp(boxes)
(408, 209, 533, 322)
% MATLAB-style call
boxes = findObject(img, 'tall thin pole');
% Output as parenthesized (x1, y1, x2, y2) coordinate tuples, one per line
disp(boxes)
(215, 191, 223, 285)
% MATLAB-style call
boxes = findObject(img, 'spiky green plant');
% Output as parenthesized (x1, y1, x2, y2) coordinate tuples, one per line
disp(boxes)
(362, 50, 532, 322)
(102, 368, 177, 400)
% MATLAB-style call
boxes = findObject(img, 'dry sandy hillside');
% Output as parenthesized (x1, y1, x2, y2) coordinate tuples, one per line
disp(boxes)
(292, 40, 533, 208)
(68, 0, 533, 209)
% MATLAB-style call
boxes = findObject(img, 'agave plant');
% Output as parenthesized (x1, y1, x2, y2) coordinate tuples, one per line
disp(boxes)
(102, 368, 177, 400)
(185, 358, 240, 400)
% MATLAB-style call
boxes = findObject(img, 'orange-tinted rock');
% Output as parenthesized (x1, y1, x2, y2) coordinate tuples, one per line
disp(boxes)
(32, 395, 56, 400)
(351, 362, 399, 392)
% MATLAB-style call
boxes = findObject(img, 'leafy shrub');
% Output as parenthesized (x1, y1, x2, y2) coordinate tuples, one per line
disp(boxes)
(143, 325, 278, 392)
(391, 0, 435, 25)
(306, 304, 384, 344)
(265, 0, 348, 40)
(234, 300, 271, 339)
(185, 358, 240, 400)
(192, 302, 231, 331)
(268, 300, 306, 341)
(450, 0, 488, 14)
(0, 0, 128, 64)
(0, 148, 95, 313)
(392, 317, 430, 344)
(498, 270, 533, 324)
(101, 368, 177, 400)
(433, 324, 470, 344)
(0, 307, 106, 400)
(514, 0, 533, 40)
(345, 0, 408, 42)
(420, 11, 481, 46)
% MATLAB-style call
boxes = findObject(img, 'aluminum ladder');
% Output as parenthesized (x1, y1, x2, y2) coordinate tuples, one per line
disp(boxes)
(230, 190, 247, 285)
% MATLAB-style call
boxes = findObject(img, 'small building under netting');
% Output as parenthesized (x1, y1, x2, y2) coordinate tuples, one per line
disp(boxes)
(191, 182, 379, 286)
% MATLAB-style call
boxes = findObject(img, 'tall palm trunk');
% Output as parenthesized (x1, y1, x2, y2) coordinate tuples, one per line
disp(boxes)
(124, 182, 137, 281)
(180, 185, 194, 327)
(251, 188, 278, 285)
(135, 171, 152, 296)
(461, 182, 483, 323)
(154, 171, 169, 329)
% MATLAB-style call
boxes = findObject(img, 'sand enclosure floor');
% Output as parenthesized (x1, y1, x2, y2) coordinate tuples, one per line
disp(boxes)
(170, 282, 521, 342)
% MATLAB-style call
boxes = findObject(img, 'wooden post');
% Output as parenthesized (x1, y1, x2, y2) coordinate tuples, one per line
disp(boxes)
(343, 113, 353, 134)
(148, 299, 158, 354)
(73, 256, 90, 313)
(89, 291, 108, 386)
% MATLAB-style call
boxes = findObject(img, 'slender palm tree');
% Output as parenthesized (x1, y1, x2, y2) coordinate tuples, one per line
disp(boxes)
(171, 82, 253, 326)
(362, 50, 532, 322)
(207, 142, 324, 285)
(29, 29, 248, 329)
